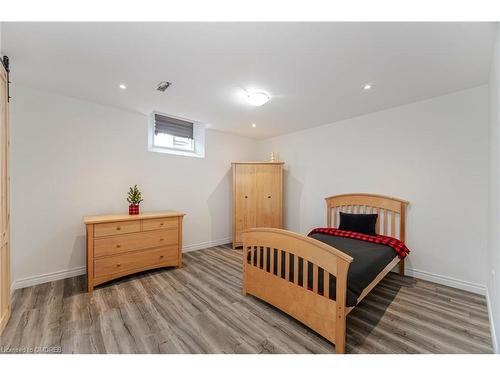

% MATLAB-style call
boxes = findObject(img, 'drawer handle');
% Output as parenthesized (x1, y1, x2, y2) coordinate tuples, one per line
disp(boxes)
(160, 223, 164, 226)
(160, 238, 164, 242)
(244, 195, 248, 199)
(116, 244, 121, 248)
(116, 226, 121, 231)
(160, 255, 164, 259)
(116, 263, 121, 267)
(268, 195, 271, 198)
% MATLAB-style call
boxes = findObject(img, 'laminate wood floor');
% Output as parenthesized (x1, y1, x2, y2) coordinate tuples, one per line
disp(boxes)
(0, 245, 493, 354)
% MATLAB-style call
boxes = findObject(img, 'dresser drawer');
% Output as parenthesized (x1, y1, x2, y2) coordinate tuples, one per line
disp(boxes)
(142, 217, 178, 231)
(94, 220, 140, 237)
(94, 229, 178, 258)
(94, 246, 178, 278)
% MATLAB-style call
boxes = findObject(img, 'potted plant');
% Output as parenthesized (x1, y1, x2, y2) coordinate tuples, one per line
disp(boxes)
(127, 184, 143, 215)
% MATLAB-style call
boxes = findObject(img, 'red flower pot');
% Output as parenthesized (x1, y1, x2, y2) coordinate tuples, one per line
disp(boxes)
(129, 204, 140, 215)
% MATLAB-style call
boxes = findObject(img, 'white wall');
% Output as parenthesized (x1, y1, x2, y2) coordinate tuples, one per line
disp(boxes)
(488, 24, 500, 353)
(258, 86, 490, 294)
(10, 84, 258, 285)
(8, 81, 493, 304)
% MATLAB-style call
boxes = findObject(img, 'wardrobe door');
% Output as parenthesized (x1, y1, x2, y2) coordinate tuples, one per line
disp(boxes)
(255, 164, 282, 228)
(233, 164, 256, 245)
(0, 64, 10, 334)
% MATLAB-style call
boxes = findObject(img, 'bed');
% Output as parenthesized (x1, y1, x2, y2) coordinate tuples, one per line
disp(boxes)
(241, 193, 409, 354)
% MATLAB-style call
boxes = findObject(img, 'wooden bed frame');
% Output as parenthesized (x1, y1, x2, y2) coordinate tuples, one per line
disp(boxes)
(241, 193, 409, 354)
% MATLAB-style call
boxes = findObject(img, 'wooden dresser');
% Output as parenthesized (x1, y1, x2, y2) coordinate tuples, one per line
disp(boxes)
(232, 162, 284, 249)
(84, 211, 185, 292)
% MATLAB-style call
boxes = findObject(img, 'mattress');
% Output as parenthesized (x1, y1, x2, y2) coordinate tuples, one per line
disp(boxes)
(247, 233, 397, 307)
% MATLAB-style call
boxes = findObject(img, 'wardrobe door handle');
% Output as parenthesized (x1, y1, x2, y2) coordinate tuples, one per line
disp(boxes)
(116, 226, 121, 231)
(267, 195, 271, 199)
(116, 244, 121, 248)
(244, 196, 248, 199)
(116, 263, 121, 268)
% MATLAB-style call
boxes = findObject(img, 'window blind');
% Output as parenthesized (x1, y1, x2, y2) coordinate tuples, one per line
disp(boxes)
(154, 114, 194, 139)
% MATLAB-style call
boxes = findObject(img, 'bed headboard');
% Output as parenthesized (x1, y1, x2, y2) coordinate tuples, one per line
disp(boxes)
(325, 193, 409, 242)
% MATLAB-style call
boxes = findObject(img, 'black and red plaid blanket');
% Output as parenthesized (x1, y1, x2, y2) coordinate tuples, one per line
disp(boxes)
(308, 227, 410, 259)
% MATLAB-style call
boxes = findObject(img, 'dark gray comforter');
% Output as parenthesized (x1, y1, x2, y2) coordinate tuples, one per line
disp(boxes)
(247, 233, 396, 307)
(309, 233, 396, 306)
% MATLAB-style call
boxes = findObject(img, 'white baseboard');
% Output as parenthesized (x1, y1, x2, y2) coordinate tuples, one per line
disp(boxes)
(486, 288, 499, 354)
(182, 237, 231, 253)
(11, 237, 233, 290)
(393, 267, 486, 296)
(12, 265, 87, 291)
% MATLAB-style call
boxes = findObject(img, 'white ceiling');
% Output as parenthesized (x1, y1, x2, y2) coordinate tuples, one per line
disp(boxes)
(2, 22, 496, 139)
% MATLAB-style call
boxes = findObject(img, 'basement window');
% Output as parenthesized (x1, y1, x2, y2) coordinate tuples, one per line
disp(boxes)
(149, 112, 205, 158)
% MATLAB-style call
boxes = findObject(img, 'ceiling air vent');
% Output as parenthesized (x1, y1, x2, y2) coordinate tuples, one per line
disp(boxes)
(157, 81, 172, 92)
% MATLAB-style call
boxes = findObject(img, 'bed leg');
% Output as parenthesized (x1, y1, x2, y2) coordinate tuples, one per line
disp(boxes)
(242, 243, 248, 296)
(335, 260, 348, 354)
(399, 259, 405, 276)
(335, 328, 346, 354)
(242, 274, 247, 296)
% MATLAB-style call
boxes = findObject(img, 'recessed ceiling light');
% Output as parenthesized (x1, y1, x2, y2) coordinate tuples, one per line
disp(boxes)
(252, 123, 257, 128)
(119, 84, 127, 90)
(363, 84, 372, 90)
(246, 90, 270, 106)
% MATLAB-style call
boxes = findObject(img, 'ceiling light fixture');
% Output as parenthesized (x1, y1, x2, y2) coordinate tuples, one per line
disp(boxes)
(119, 84, 127, 90)
(363, 83, 372, 90)
(252, 123, 257, 128)
(246, 90, 270, 106)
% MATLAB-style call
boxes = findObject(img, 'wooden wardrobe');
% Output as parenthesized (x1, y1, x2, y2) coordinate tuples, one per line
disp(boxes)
(0, 60, 10, 334)
(232, 162, 284, 249)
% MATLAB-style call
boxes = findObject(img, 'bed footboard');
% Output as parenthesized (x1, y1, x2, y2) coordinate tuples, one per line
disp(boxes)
(242, 228, 353, 353)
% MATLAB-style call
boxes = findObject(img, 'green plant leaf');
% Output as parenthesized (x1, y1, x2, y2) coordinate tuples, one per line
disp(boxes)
(127, 184, 144, 205)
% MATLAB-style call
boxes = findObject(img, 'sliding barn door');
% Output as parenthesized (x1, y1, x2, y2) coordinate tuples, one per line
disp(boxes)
(0, 63, 10, 334)
(255, 164, 283, 228)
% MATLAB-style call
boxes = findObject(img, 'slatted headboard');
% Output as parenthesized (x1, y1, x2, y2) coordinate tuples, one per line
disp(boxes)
(325, 193, 409, 242)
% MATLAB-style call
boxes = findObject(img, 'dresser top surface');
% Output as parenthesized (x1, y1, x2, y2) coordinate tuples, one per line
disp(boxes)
(84, 210, 185, 224)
